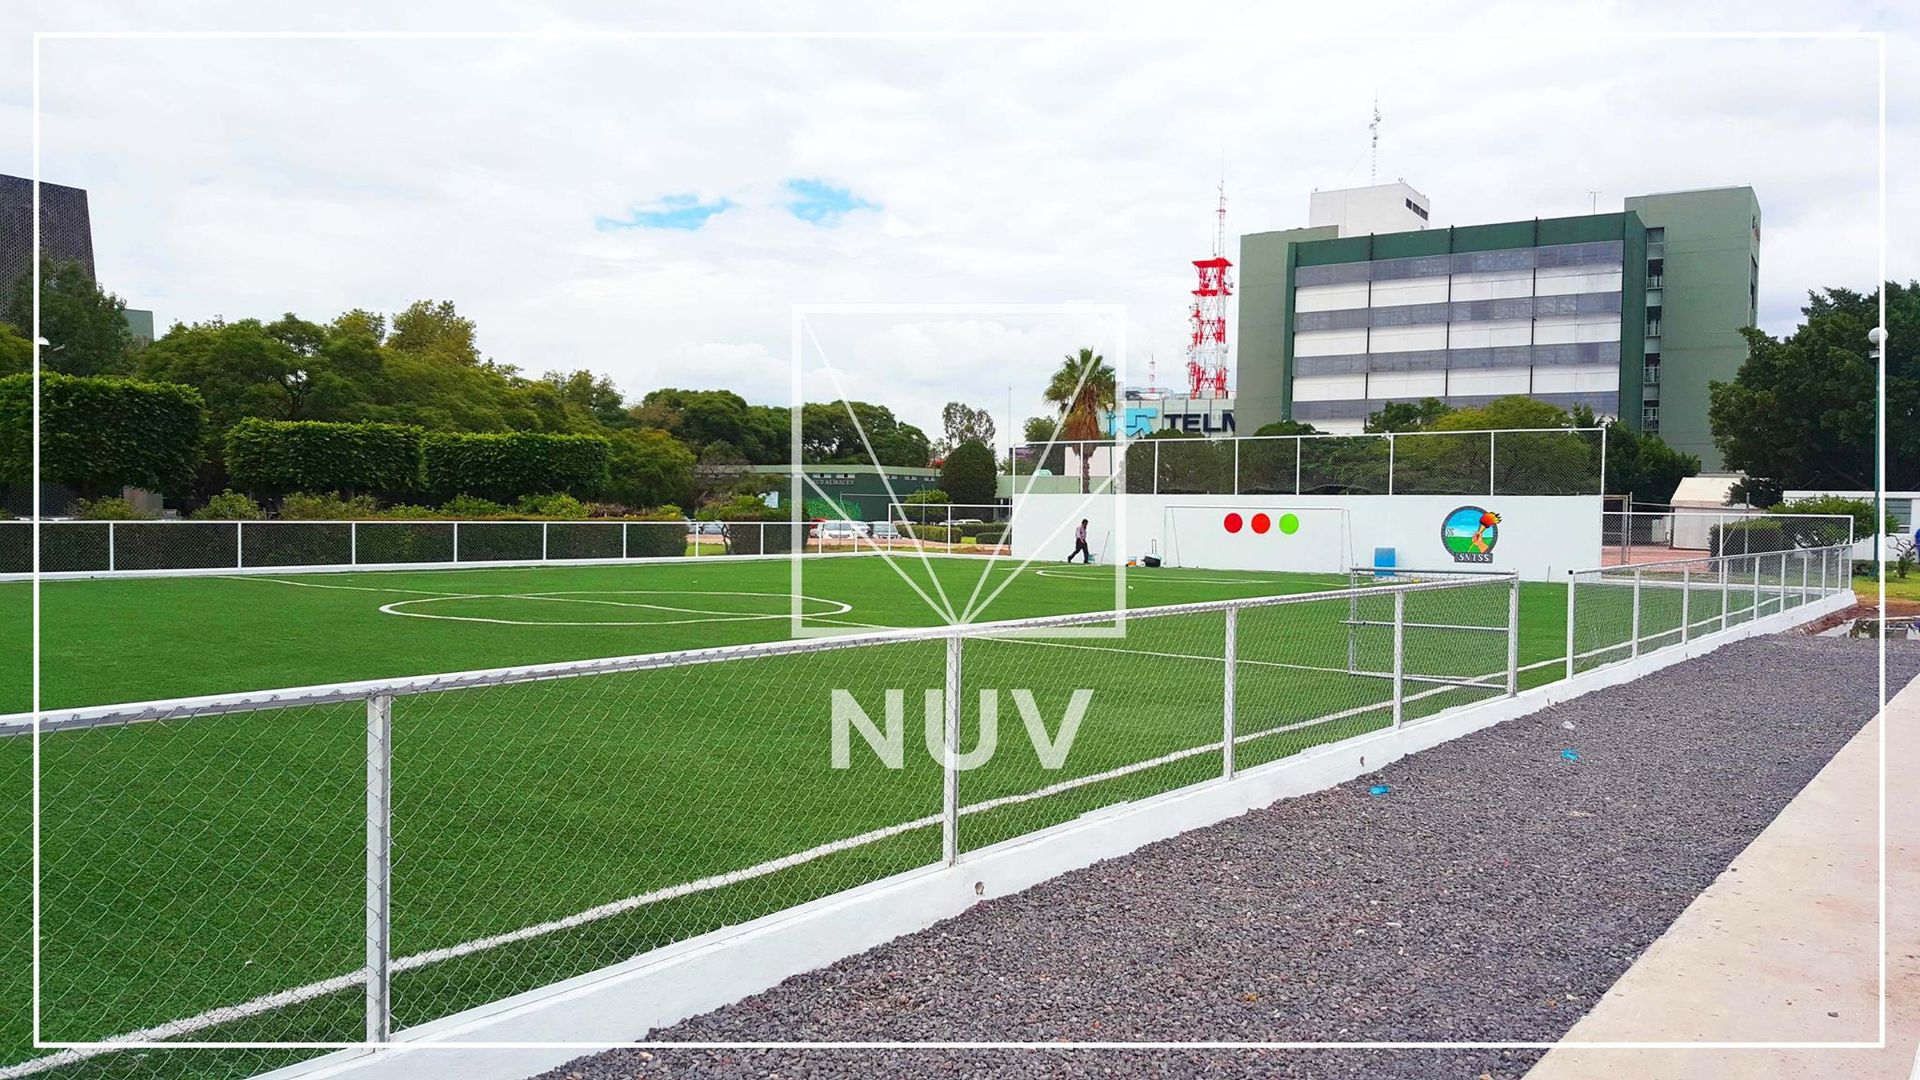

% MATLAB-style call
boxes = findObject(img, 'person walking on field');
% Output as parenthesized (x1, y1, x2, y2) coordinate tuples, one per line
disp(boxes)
(1066, 518, 1092, 564)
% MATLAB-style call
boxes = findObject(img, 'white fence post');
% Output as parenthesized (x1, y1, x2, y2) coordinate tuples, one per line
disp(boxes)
(542, 522, 550, 561)
(452, 521, 461, 563)
(1800, 553, 1809, 606)
(1152, 439, 1161, 496)
(942, 633, 961, 866)
(1487, 430, 1496, 495)
(1346, 568, 1359, 673)
(1630, 567, 1642, 658)
(621, 522, 629, 559)
(1232, 439, 1240, 496)
(1565, 571, 1578, 680)
(1294, 436, 1303, 495)
(1391, 590, 1405, 729)
(1728, 553, 1743, 630)
(1387, 433, 1395, 496)
(1778, 552, 1788, 614)
(350, 521, 358, 566)
(1680, 566, 1691, 644)
(236, 521, 245, 568)
(1506, 575, 1519, 696)
(365, 692, 393, 1044)
(1223, 606, 1238, 777)
(107, 522, 115, 573)
(1751, 554, 1761, 621)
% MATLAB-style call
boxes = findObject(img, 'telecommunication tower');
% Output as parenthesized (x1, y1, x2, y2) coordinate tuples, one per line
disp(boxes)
(1186, 180, 1232, 398)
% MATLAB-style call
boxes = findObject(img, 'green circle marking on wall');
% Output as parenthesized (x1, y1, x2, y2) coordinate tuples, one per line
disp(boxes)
(1278, 513, 1300, 535)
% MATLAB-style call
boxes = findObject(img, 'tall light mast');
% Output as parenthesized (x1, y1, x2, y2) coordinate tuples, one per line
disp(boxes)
(1186, 179, 1233, 398)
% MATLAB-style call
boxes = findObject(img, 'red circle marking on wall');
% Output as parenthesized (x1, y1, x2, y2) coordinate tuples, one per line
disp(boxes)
(1224, 512, 1244, 534)
(1251, 513, 1272, 534)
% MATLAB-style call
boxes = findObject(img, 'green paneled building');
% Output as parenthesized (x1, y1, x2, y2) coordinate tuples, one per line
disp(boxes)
(1236, 185, 1760, 469)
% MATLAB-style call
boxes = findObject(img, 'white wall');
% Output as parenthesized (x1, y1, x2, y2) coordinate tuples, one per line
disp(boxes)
(1013, 493, 1602, 581)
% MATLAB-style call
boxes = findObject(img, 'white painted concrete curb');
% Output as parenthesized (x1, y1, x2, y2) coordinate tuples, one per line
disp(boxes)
(253, 591, 1853, 1080)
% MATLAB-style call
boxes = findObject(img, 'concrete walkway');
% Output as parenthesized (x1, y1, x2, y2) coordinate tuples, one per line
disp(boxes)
(1527, 668, 1920, 1079)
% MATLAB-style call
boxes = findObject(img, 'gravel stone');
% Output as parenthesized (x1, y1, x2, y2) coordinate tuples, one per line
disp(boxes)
(533, 636, 1918, 1080)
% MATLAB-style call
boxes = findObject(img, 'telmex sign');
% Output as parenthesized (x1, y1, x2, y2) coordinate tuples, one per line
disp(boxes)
(1104, 397, 1237, 438)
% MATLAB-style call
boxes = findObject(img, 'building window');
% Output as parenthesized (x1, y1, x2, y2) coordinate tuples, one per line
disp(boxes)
(1644, 353, 1661, 386)
(1403, 197, 1429, 221)
(1646, 304, 1663, 337)
(1646, 257, 1663, 288)
(1642, 403, 1660, 432)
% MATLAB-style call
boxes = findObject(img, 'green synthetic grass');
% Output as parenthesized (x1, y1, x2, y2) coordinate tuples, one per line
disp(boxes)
(0, 552, 1812, 1078)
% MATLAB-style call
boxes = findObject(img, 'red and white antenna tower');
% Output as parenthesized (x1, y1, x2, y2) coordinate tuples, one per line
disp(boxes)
(1187, 179, 1232, 399)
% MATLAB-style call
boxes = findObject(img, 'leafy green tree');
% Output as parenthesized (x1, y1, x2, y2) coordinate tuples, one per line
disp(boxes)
(1252, 420, 1320, 436)
(605, 428, 696, 510)
(6, 258, 133, 375)
(1364, 397, 1452, 433)
(939, 439, 998, 506)
(1041, 348, 1116, 493)
(800, 400, 930, 466)
(542, 370, 631, 429)
(388, 299, 481, 366)
(936, 401, 996, 458)
(1140, 428, 1231, 494)
(1711, 282, 1916, 489)
(0, 321, 31, 377)
(639, 388, 749, 448)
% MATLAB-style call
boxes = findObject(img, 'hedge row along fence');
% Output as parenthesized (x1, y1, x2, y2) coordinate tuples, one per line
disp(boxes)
(0, 372, 207, 496)
(226, 418, 424, 495)
(219, 420, 614, 503)
(421, 431, 611, 502)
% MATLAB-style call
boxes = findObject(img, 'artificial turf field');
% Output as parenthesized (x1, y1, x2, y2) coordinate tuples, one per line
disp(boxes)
(0, 551, 1792, 1078)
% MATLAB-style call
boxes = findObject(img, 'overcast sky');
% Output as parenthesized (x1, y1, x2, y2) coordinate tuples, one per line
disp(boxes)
(2, 2, 1912, 449)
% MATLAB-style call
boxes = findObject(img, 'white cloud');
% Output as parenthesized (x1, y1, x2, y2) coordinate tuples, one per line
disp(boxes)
(1, 0, 1910, 437)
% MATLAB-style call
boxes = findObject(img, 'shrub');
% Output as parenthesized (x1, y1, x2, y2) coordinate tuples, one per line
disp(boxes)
(225, 418, 423, 496)
(422, 431, 612, 502)
(1771, 496, 1895, 541)
(902, 524, 954, 545)
(191, 490, 264, 520)
(72, 496, 158, 520)
(438, 494, 510, 519)
(0, 372, 205, 496)
(376, 504, 445, 520)
(969, 523, 1010, 545)
(515, 492, 590, 519)
(278, 491, 381, 520)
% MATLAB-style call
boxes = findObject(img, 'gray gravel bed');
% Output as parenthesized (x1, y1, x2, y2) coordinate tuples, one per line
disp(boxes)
(534, 636, 1918, 1080)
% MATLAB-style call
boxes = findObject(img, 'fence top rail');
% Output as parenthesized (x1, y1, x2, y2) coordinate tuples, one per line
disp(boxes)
(1569, 542, 1853, 577)
(1610, 509, 1855, 521)
(2, 518, 783, 527)
(1348, 564, 1519, 578)
(1020, 426, 1603, 450)
(3, 570, 1515, 733)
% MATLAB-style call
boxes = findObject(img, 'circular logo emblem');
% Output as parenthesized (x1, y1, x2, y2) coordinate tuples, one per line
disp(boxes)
(1441, 506, 1500, 563)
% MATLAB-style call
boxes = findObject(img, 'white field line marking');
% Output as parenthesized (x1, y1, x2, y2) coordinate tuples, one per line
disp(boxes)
(23, 652, 1554, 1067)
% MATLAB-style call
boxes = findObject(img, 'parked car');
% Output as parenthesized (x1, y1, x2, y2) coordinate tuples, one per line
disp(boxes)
(809, 520, 871, 541)
(868, 521, 902, 540)
(689, 521, 727, 535)
(943, 517, 985, 526)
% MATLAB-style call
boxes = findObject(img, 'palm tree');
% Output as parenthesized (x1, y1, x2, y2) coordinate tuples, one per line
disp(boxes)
(1041, 348, 1117, 494)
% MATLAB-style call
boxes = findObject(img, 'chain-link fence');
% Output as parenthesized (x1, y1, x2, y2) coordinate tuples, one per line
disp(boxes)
(879, 503, 1010, 554)
(1601, 508, 1856, 565)
(1565, 544, 1853, 676)
(1032, 427, 1603, 497)
(20, 572, 1519, 1058)
(0, 519, 814, 578)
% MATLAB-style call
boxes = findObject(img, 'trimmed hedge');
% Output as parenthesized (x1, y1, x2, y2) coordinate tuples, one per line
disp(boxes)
(423, 431, 612, 502)
(0, 372, 205, 495)
(225, 418, 424, 496)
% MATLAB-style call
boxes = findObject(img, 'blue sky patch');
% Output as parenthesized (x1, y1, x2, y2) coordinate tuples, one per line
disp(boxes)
(784, 179, 879, 225)
(596, 193, 733, 231)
